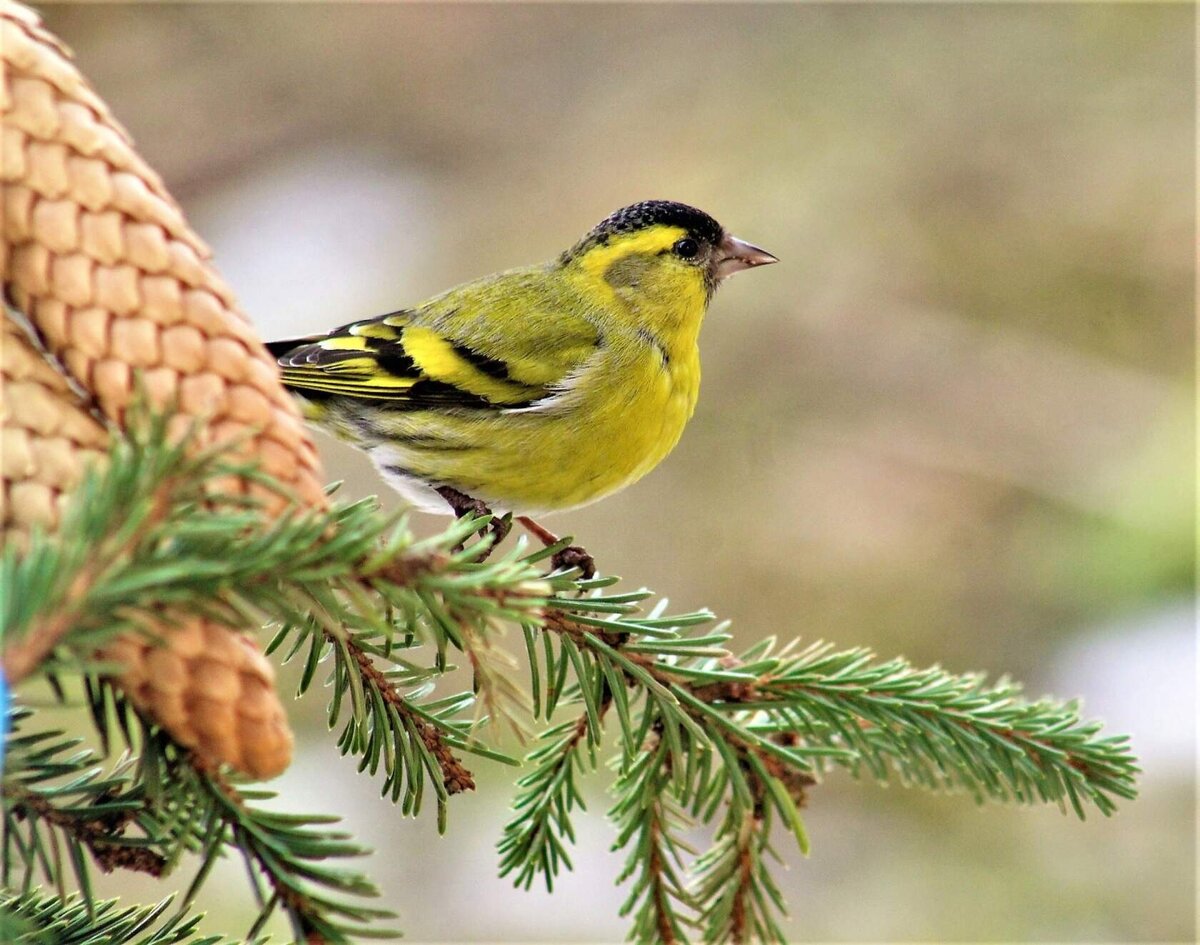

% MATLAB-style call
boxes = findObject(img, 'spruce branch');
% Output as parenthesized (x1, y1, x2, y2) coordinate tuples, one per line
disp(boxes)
(342, 631, 477, 795)
(1, 404, 1140, 943)
(690, 753, 797, 945)
(2, 405, 535, 938)
(268, 613, 481, 818)
(511, 592, 1134, 941)
(728, 639, 1139, 817)
(0, 411, 217, 683)
(5, 405, 537, 812)
(291, 536, 541, 813)
(0, 888, 242, 945)
(102, 686, 395, 943)
(610, 736, 696, 945)
(497, 696, 609, 891)
(536, 605, 1136, 817)
(4, 676, 393, 942)
(691, 800, 780, 945)
(186, 754, 394, 943)
(504, 604, 819, 938)
(1, 707, 196, 905)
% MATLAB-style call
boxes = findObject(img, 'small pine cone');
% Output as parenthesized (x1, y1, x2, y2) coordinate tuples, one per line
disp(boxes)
(2, 316, 295, 778)
(0, 2, 327, 513)
(103, 621, 293, 780)
(1, 315, 108, 548)
(1, 2, 313, 779)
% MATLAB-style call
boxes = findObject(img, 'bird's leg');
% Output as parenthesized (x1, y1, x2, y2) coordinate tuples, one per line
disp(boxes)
(516, 516, 596, 580)
(437, 486, 511, 559)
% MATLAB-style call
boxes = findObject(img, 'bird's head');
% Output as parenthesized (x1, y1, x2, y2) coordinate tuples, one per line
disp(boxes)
(560, 200, 777, 326)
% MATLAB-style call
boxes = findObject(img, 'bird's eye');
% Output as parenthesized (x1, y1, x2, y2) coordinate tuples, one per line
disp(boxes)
(673, 238, 699, 259)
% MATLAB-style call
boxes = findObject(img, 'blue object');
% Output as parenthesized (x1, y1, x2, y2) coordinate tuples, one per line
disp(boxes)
(0, 669, 8, 777)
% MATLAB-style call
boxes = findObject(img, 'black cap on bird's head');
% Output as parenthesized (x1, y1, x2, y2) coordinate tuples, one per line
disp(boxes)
(590, 200, 725, 247)
(563, 200, 777, 287)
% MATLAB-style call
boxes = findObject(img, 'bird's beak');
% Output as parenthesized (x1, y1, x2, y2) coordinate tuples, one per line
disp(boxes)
(715, 233, 779, 280)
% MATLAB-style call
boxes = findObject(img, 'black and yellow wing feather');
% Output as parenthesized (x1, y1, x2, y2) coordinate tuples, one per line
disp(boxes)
(267, 272, 602, 412)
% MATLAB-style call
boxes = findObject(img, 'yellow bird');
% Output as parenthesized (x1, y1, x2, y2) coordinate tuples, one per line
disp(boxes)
(267, 200, 776, 570)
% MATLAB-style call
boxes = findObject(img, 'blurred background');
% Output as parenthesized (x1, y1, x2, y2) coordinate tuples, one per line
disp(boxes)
(42, 4, 1193, 942)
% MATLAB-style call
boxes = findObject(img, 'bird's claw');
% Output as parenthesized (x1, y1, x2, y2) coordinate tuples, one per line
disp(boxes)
(438, 486, 509, 559)
(488, 513, 512, 547)
(551, 545, 596, 580)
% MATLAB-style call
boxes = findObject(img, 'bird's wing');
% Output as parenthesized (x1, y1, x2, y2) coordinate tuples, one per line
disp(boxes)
(267, 273, 601, 410)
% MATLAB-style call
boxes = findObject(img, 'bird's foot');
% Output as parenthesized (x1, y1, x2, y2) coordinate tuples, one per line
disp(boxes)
(486, 513, 513, 552)
(437, 486, 510, 559)
(436, 485, 489, 522)
(550, 545, 596, 580)
(516, 516, 596, 580)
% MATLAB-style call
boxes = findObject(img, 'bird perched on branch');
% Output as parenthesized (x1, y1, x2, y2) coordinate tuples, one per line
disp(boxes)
(267, 200, 776, 575)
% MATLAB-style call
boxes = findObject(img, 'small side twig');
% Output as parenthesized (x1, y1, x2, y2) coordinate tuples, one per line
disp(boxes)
(190, 755, 327, 936)
(3, 785, 166, 878)
(343, 638, 474, 793)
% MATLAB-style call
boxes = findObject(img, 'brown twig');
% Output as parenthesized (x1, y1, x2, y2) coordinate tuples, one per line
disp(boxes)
(342, 635, 474, 793)
(543, 610, 800, 942)
(361, 549, 439, 589)
(3, 783, 167, 878)
(190, 754, 324, 931)
(646, 800, 680, 945)
(728, 806, 758, 945)
(543, 611, 809, 792)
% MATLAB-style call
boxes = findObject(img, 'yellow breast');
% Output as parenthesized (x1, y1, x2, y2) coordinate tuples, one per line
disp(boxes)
(421, 331, 702, 514)
(561, 333, 701, 505)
